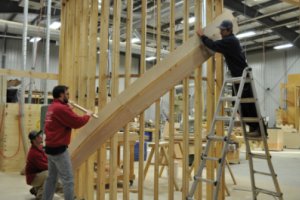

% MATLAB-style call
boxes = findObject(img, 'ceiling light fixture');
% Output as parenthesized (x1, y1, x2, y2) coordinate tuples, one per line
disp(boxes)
(236, 31, 256, 39)
(29, 37, 41, 43)
(273, 43, 293, 50)
(49, 21, 61, 29)
(145, 56, 156, 61)
(131, 38, 140, 44)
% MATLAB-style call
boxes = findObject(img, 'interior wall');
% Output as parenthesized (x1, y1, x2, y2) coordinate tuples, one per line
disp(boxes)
(247, 47, 300, 127)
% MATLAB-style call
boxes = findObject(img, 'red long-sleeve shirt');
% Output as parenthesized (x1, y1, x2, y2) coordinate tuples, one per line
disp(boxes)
(45, 99, 90, 147)
(45, 99, 90, 148)
(25, 145, 48, 185)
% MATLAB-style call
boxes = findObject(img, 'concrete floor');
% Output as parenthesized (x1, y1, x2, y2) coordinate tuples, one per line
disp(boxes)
(1, 149, 299, 199)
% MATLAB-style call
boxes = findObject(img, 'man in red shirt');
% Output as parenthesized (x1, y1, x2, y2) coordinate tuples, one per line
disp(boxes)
(43, 85, 92, 200)
(25, 130, 48, 200)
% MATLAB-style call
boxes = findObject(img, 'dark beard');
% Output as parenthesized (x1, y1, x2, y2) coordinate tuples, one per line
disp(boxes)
(63, 98, 69, 104)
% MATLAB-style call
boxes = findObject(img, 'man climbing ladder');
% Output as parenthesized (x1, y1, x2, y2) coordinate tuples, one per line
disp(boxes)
(197, 20, 264, 137)
(187, 21, 283, 200)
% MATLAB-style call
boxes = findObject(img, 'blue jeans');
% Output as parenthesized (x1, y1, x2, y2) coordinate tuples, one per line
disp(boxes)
(43, 150, 74, 200)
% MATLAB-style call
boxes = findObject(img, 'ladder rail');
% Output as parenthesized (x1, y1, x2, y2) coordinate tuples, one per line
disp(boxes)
(187, 67, 283, 200)
(248, 71, 283, 199)
(213, 68, 250, 199)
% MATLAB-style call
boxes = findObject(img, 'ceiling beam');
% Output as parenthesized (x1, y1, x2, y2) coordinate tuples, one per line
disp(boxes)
(241, 16, 300, 33)
(0, 1, 60, 15)
(224, 0, 300, 49)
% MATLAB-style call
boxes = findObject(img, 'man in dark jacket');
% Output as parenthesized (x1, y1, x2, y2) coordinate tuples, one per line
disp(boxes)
(43, 85, 92, 200)
(197, 20, 266, 137)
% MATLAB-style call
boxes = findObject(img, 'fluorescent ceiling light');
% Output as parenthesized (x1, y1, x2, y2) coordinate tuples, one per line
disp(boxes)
(236, 31, 256, 39)
(49, 21, 61, 29)
(145, 56, 156, 61)
(188, 17, 196, 24)
(181, 16, 196, 24)
(273, 43, 293, 50)
(29, 37, 41, 43)
(131, 38, 140, 43)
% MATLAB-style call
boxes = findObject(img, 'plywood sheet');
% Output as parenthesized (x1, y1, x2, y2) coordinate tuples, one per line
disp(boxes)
(0, 103, 41, 172)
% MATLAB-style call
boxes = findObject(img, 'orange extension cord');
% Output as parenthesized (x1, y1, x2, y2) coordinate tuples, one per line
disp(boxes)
(0, 103, 22, 159)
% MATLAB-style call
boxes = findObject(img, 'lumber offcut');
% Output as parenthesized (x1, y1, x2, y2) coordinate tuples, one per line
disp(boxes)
(70, 10, 236, 169)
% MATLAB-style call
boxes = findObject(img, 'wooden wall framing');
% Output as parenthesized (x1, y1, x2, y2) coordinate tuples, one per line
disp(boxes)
(57, 1, 232, 199)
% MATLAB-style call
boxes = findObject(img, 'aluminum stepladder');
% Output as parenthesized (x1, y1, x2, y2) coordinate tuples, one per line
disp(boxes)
(187, 67, 283, 200)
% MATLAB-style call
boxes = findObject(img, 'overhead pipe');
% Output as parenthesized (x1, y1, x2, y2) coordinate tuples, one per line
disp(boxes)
(0, 19, 169, 57)
(20, 0, 29, 155)
(44, 0, 51, 104)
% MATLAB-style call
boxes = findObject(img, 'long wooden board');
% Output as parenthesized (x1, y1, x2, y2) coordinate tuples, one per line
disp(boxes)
(0, 68, 58, 80)
(70, 10, 236, 169)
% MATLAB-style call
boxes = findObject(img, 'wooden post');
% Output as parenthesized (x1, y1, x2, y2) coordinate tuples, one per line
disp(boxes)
(182, 0, 190, 199)
(206, 0, 215, 199)
(154, 1, 161, 199)
(168, 1, 175, 199)
(123, 0, 133, 199)
(86, 0, 98, 199)
(110, 1, 121, 199)
(138, 1, 147, 199)
(97, 0, 109, 199)
(214, 1, 225, 199)
(194, 0, 203, 199)
(77, 0, 89, 197)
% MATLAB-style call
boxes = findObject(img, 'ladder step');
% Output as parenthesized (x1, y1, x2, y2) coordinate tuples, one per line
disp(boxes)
(220, 96, 237, 102)
(207, 135, 228, 141)
(253, 170, 274, 176)
(225, 77, 252, 83)
(201, 155, 221, 162)
(245, 136, 263, 141)
(241, 117, 260, 122)
(194, 176, 217, 185)
(215, 116, 232, 121)
(225, 77, 242, 83)
(255, 187, 282, 197)
(249, 153, 270, 159)
(240, 98, 256, 103)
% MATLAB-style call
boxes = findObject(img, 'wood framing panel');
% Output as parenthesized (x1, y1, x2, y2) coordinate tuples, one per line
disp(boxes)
(0, 104, 41, 172)
(70, 10, 235, 170)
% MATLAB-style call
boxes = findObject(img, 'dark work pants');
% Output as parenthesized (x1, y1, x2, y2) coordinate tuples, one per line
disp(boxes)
(233, 83, 259, 131)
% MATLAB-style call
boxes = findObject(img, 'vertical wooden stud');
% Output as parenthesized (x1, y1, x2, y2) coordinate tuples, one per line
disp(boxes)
(97, 0, 110, 199)
(123, 0, 133, 199)
(182, 0, 190, 199)
(214, 0, 225, 199)
(154, 1, 161, 199)
(168, 0, 175, 199)
(138, 0, 147, 199)
(194, 0, 203, 198)
(110, 1, 121, 199)
(206, 0, 215, 199)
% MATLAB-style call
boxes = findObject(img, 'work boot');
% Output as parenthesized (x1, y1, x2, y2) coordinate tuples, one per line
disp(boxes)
(29, 187, 37, 196)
